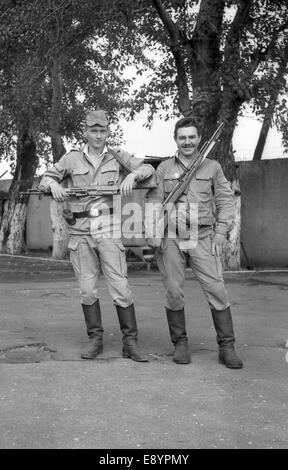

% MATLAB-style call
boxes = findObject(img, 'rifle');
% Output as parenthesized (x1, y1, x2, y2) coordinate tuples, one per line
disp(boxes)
(152, 122, 224, 245)
(163, 122, 224, 207)
(0, 170, 8, 179)
(21, 185, 120, 198)
(20, 175, 157, 198)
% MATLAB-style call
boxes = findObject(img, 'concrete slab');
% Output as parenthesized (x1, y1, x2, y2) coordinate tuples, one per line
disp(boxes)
(0, 255, 288, 449)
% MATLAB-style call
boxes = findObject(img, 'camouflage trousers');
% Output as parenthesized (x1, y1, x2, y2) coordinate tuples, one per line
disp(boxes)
(68, 237, 133, 307)
(156, 235, 230, 311)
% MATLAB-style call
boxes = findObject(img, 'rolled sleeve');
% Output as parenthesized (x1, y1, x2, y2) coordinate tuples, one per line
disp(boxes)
(114, 148, 155, 181)
(132, 163, 155, 181)
(145, 162, 166, 203)
(145, 164, 166, 239)
(38, 156, 70, 192)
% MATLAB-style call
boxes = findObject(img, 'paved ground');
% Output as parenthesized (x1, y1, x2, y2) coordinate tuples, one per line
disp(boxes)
(0, 254, 288, 449)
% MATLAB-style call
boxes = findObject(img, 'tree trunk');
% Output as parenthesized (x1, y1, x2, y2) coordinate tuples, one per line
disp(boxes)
(222, 179, 241, 271)
(188, 0, 224, 137)
(253, 112, 272, 161)
(152, 0, 192, 116)
(217, 97, 243, 270)
(216, 0, 253, 269)
(253, 49, 288, 160)
(50, 57, 66, 161)
(49, 56, 68, 259)
(152, 0, 251, 270)
(218, 97, 242, 177)
(50, 200, 69, 259)
(0, 193, 28, 254)
(0, 124, 38, 254)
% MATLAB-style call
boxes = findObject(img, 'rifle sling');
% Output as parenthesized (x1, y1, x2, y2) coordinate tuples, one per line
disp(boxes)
(165, 155, 200, 205)
(108, 147, 132, 173)
(175, 156, 189, 173)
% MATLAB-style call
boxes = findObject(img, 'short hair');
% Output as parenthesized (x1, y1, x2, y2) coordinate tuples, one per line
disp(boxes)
(174, 117, 202, 139)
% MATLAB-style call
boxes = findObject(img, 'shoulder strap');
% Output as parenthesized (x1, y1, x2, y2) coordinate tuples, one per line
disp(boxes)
(108, 147, 131, 173)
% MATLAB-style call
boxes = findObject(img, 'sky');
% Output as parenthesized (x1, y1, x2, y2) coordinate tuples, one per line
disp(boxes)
(0, 111, 286, 179)
(119, 112, 286, 161)
(1, 4, 287, 179)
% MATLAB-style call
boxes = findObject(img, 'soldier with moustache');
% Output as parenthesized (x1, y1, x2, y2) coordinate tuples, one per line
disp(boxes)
(146, 117, 243, 369)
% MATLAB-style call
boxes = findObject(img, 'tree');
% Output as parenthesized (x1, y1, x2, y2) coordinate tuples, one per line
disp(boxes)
(0, 0, 149, 255)
(253, 44, 288, 160)
(0, 1, 43, 253)
(131, 0, 288, 268)
(135, 0, 288, 169)
(43, 0, 150, 258)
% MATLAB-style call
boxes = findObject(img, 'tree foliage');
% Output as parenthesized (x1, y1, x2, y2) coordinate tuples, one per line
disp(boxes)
(131, 0, 288, 174)
(0, 0, 150, 254)
(1, 0, 288, 258)
(0, 0, 150, 169)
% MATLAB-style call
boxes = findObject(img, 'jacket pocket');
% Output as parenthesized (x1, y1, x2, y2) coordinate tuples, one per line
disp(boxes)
(115, 240, 127, 277)
(194, 174, 213, 202)
(163, 175, 179, 196)
(71, 167, 89, 186)
(99, 162, 119, 185)
(198, 215, 214, 226)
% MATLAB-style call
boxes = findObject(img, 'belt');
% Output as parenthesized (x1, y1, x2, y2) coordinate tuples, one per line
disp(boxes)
(73, 208, 114, 219)
(175, 224, 210, 236)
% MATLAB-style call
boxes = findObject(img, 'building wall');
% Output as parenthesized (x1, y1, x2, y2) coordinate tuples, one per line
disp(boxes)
(0, 181, 148, 250)
(1, 158, 288, 268)
(26, 195, 53, 250)
(25, 190, 148, 250)
(239, 159, 288, 268)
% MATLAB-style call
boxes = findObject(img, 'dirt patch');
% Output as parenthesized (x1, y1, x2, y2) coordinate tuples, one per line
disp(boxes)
(0, 343, 57, 364)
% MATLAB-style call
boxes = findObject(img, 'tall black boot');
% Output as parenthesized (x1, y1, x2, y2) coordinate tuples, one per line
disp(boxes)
(211, 307, 243, 369)
(166, 308, 191, 364)
(116, 304, 148, 362)
(81, 300, 104, 359)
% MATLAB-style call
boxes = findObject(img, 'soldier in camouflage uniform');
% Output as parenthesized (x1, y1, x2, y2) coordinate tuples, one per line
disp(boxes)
(39, 110, 155, 362)
(146, 117, 243, 369)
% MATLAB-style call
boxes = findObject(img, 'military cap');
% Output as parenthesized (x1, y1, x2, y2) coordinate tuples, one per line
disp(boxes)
(85, 109, 109, 127)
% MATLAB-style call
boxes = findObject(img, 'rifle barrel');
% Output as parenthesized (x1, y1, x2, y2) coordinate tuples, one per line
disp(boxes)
(0, 170, 8, 179)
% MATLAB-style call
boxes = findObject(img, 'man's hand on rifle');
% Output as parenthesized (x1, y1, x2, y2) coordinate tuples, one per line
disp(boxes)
(119, 172, 137, 197)
(50, 181, 68, 202)
(211, 233, 226, 257)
